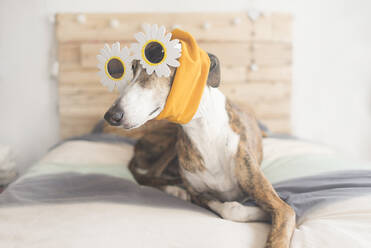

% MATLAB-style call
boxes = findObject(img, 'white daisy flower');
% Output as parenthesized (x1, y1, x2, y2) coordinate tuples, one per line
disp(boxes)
(96, 42, 133, 92)
(131, 24, 182, 77)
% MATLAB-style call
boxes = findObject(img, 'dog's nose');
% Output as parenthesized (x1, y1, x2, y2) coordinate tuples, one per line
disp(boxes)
(112, 112, 124, 122)
(104, 108, 124, 126)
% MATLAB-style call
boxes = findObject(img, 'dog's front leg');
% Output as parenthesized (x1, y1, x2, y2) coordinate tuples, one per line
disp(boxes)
(189, 191, 269, 222)
(162, 185, 191, 201)
(207, 200, 270, 222)
(235, 151, 296, 248)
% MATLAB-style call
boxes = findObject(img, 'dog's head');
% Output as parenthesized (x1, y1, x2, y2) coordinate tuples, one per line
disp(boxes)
(104, 53, 220, 129)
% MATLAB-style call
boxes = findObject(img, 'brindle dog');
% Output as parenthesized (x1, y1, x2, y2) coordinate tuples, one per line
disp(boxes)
(104, 55, 295, 248)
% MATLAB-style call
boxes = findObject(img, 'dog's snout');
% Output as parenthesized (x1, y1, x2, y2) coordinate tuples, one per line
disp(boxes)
(104, 107, 124, 126)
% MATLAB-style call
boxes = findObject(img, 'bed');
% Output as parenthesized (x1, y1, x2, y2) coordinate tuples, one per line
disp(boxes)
(1, 134, 371, 247)
(1, 12, 371, 248)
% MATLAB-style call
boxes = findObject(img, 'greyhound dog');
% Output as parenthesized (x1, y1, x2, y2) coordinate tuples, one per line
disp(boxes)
(104, 55, 296, 248)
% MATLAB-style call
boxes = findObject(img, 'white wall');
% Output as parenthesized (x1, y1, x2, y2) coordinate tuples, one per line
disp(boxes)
(293, 0, 371, 159)
(0, 0, 370, 171)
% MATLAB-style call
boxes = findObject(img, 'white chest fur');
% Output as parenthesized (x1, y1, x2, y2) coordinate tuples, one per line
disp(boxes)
(181, 87, 243, 201)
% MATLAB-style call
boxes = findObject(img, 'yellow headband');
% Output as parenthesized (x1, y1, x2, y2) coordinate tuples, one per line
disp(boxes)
(155, 29, 210, 124)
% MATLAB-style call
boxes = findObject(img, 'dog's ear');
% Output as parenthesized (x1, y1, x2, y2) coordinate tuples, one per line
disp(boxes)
(206, 53, 221, 88)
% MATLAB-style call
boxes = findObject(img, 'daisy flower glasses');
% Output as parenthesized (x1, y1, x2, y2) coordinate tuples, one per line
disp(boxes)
(131, 24, 182, 77)
(96, 42, 133, 92)
(97, 24, 182, 92)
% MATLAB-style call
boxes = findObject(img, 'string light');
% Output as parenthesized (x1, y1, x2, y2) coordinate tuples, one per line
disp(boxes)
(110, 19, 120, 28)
(202, 22, 211, 30)
(171, 24, 181, 30)
(76, 14, 86, 24)
(232, 17, 242, 26)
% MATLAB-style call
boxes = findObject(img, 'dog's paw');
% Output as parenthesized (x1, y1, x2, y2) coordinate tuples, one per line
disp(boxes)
(209, 201, 270, 222)
(162, 186, 191, 201)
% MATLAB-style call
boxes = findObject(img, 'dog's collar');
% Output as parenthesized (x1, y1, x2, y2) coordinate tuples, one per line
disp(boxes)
(155, 29, 210, 124)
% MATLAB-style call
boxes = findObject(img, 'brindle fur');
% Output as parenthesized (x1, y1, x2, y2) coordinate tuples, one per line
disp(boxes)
(226, 100, 295, 248)
(176, 126, 206, 173)
(103, 53, 295, 248)
(126, 120, 182, 187)
(174, 100, 295, 248)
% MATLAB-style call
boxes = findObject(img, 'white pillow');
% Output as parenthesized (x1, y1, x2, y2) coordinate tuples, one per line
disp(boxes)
(23, 140, 135, 182)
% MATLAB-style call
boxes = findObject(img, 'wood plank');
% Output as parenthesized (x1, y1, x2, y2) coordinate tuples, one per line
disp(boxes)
(58, 64, 291, 85)
(79, 41, 291, 68)
(59, 113, 291, 140)
(220, 81, 291, 105)
(59, 95, 117, 109)
(60, 115, 101, 139)
(56, 13, 291, 43)
(59, 78, 290, 104)
(80, 43, 99, 68)
(58, 79, 290, 100)
(58, 43, 79, 63)
(59, 106, 109, 117)
(58, 44, 81, 71)
(60, 114, 176, 139)
(58, 71, 291, 123)
(252, 42, 292, 66)
(59, 84, 115, 94)
(58, 69, 100, 85)
(60, 116, 291, 139)
(220, 66, 292, 83)
(80, 42, 251, 68)
(247, 65, 291, 81)
(221, 66, 248, 82)
(233, 100, 290, 119)
(56, 13, 252, 43)
(59, 90, 290, 119)
(252, 13, 292, 42)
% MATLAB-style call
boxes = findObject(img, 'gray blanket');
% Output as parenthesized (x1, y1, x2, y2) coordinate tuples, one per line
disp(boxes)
(1, 170, 371, 221)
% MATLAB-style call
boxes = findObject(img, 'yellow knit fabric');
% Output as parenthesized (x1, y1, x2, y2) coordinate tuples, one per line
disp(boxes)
(155, 29, 210, 124)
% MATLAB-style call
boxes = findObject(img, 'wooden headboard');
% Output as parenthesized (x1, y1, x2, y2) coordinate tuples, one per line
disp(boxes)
(56, 12, 292, 139)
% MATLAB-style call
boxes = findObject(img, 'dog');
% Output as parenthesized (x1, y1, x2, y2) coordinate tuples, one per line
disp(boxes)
(104, 55, 296, 248)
